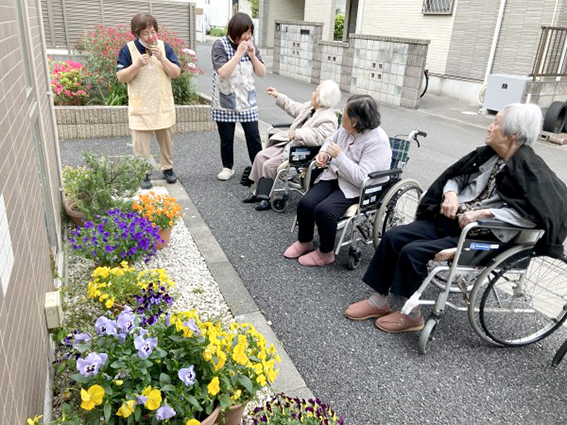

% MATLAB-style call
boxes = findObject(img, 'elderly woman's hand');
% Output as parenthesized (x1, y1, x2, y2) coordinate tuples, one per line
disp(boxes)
(440, 192, 459, 220)
(458, 209, 494, 228)
(265, 87, 279, 98)
(315, 151, 330, 167)
(289, 129, 296, 141)
(326, 142, 342, 158)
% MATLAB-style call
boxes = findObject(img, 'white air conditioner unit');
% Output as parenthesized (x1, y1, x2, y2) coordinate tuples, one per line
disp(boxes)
(483, 74, 531, 112)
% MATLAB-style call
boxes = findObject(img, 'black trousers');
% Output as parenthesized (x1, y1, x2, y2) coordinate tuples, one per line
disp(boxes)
(363, 217, 461, 298)
(216, 121, 262, 169)
(297, 180, 357, 253)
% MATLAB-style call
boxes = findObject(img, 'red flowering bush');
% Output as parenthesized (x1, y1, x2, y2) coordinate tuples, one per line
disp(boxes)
(76, 24, 203, 105)
(49, 59, 91, 106)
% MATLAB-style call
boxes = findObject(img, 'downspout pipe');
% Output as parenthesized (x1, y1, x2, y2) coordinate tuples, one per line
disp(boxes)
(484, 0, 507, 84)
(355, 0, 365, 34)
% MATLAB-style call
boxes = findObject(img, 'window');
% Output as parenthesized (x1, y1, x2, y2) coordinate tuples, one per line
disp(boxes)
(422, 0, 454, 15)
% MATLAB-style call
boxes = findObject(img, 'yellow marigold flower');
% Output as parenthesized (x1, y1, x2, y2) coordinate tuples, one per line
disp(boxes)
(141, 386, 162, 410)
(207, 377, 220, 396)
(186, 420, 201, 425)
(80, 384, 105, 411)
(116, 399, 136, 418)
(27, 415, 43, 425)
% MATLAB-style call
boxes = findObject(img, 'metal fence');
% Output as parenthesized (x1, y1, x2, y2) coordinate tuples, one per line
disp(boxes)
(532, 26, 567, 79)
(41, 0, 196, 51)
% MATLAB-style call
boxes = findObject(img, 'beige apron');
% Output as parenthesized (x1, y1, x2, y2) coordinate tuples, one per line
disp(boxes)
(126, 40, 175, 130)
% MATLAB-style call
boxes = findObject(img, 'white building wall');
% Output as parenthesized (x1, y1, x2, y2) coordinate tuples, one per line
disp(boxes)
(360, 0, 456, 75)
(304, 0, 336, 41)
(266, 0, 305, 47)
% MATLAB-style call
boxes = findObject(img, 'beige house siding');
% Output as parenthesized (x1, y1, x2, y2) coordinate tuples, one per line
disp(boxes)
(360, 0, 454, 75)
(304, 0, 335, 41)
(0, 0, 62, 423)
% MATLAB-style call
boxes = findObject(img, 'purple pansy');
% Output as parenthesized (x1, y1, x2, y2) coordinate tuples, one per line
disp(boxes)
(183, 318, 201, 336)
(134, 334, 158, 358)
(76, 352, 108, 377)
(156, 405, 176, 420)
(178, 365, 196, 386)
(117, 310, 136, 334)
(73, 333, 92, 349)
(95, 316, 117, 336)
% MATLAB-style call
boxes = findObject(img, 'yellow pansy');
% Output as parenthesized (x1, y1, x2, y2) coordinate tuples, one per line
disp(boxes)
(105, 298, 115, 309)
(116, 400, 136, 418)
(186, 420, 201, 425)
(141, 386, 162, 410)
(114, 380, 123, 386)
(80, 384, 105, 411)
(231, 390, 242, 401)
(268, 368, 278, 383)
(27, 415, 43, 425)
(256, 374, 267, 386)
(207, 377, 220, 396)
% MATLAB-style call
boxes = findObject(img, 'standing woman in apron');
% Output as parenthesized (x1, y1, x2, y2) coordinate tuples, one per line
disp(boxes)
(211, 12, 266, 181)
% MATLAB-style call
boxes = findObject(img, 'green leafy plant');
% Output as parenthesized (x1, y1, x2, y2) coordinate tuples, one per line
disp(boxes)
(334, 14, 345, 41)
(244, 393, 345, 424)
(62, 152, 151, 219)
(250, 0, 260, 18)
(49, 59, 91, 106)
(209, 27, 227, 37)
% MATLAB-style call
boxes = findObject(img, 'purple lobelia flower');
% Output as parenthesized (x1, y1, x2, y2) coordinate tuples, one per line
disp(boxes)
(95, 316, 117, 336)
(156, 405, 176, 420)
(76, 352, 108, 377)
(178, 365, 196, 386)
(134, 334, 158, 358)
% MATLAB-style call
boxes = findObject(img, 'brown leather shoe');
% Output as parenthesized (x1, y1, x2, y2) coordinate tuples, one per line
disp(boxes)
(344, 300, 391, 321)
(375, 310, 424, 333)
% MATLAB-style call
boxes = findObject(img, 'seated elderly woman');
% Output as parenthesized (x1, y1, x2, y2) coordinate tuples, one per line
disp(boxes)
(243, 80, 341, 211)
(345, 102, 567, 333)
(283, 94, 392, 266)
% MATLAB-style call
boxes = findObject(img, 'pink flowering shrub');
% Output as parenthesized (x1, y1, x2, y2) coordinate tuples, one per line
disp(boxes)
(76, 24, 203, 105)
(49, 59, 91, 106)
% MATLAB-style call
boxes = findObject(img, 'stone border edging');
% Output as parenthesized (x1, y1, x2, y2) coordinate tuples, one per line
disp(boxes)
(165, 181, 314, 400)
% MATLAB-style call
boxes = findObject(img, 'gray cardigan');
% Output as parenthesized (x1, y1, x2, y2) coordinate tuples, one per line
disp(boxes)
(317, 126, 392, 199)
(267, 94, 338, 147)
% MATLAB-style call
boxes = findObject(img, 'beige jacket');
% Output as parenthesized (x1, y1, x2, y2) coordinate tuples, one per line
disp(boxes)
(267, 94, 338, 147)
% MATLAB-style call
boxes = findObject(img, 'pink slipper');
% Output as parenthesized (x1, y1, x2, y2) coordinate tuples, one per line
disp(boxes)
(298, 250, 335, 267)
(284, 241, 313, 259)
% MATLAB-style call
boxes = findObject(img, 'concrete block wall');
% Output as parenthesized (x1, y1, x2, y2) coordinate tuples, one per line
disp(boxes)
(318, 41, 349, 90)
(273, 21, 323, 84)
(525, 80, 567, 111)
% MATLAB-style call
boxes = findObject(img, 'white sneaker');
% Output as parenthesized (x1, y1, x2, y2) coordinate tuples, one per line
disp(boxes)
(216, 167, 235, 181)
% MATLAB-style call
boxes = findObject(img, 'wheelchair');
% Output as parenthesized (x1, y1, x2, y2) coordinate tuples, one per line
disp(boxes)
(399, 220, 567, 355)
(290, 129, 426, 269)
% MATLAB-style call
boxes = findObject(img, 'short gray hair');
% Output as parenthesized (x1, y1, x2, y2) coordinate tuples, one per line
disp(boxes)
(500, 103, 542, 147)
(317, 80, 341, 108)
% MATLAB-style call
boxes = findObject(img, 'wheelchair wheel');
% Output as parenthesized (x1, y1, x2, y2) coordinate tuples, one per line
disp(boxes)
(476, 251, 567, 347)
(271, 195, 288, 213)
(552, 338, 567, 367)
(418, 316, 439, 355)
(373, 179, 422, 248)
(347, 246, 362, 270)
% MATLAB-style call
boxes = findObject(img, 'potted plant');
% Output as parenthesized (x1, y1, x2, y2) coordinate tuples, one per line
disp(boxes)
(132, 192, 183, 249)
(87, 263, 175, 318)
(62, 152, 151, 221)
(69, 209, 161, 267)
(56, 310, 225, 424)
(243, 393, 345, 424)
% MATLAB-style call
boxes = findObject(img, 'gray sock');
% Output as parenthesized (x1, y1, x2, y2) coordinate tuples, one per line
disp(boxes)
(406, 306, 421, 320)
(368, 292, 388, 309)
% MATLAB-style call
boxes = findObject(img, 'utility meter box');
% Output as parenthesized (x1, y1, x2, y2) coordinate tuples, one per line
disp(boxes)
(45, 290, 63, 329)
(483, 74, 531, 112)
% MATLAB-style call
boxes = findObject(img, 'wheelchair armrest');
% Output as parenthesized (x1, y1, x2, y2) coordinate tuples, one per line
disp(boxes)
(475, 219, 539, 232)
(368, 168, 402, 180)
(270, 123, 293, 128)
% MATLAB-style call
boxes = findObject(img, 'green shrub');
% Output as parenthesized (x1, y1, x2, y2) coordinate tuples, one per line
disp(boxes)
(209, 27, 227, 37)
(334, 14, 345, 41)
(49, 59, 91, 106)
(250, 0, 260, 18)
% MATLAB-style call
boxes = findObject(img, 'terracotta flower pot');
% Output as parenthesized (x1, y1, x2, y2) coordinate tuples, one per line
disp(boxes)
(156, 227, 173, 250)
(63, 198, 86, 227)
(200, 405, 221, 425)
(215, 403, 246, 425)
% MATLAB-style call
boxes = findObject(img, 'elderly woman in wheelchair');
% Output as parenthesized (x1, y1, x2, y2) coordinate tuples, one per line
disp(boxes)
(345, 102, 567, 335)
(284, 94, 392, 266)
(243, 80, 341, 211)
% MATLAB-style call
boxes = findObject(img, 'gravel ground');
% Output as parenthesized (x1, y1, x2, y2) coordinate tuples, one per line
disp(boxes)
(60, 134, 567, 425)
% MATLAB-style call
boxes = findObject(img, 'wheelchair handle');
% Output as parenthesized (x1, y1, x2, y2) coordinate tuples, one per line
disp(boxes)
(408, 129, 427, 147)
